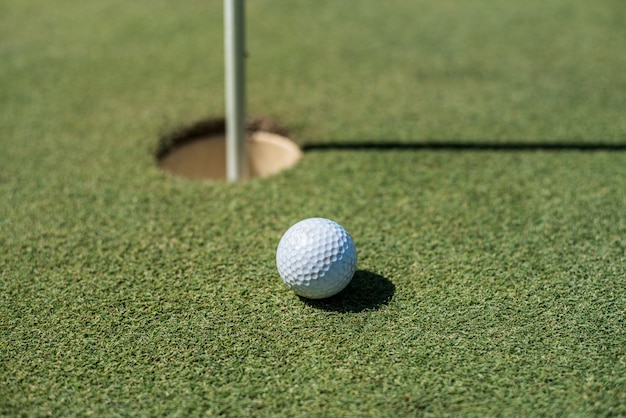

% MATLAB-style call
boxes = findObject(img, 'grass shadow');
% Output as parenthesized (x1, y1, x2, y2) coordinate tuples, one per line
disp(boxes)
(302, 141, 626, 152)
(300, 270, 395, 313)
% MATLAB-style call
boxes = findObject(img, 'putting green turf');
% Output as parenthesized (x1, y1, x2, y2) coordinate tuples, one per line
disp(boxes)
(1, 0, 625, 416)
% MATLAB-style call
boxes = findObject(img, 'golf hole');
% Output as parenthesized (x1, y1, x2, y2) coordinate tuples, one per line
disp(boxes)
(156, 118, 302, 181)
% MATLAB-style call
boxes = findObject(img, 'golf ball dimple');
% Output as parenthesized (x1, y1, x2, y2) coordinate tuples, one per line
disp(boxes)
(276, 218, 357, 299)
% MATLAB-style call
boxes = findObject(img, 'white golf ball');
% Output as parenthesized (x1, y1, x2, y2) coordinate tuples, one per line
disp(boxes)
(276, 218, 357, 299)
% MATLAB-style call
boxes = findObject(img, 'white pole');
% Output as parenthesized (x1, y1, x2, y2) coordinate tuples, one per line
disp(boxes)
(224, 0, 247, 181)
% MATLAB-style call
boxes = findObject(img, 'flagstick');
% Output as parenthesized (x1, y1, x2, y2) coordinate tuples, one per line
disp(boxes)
(224, 0, 247, 181)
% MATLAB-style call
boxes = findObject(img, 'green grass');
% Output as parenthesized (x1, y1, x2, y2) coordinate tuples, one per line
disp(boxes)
(1, 0, 625, 416)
